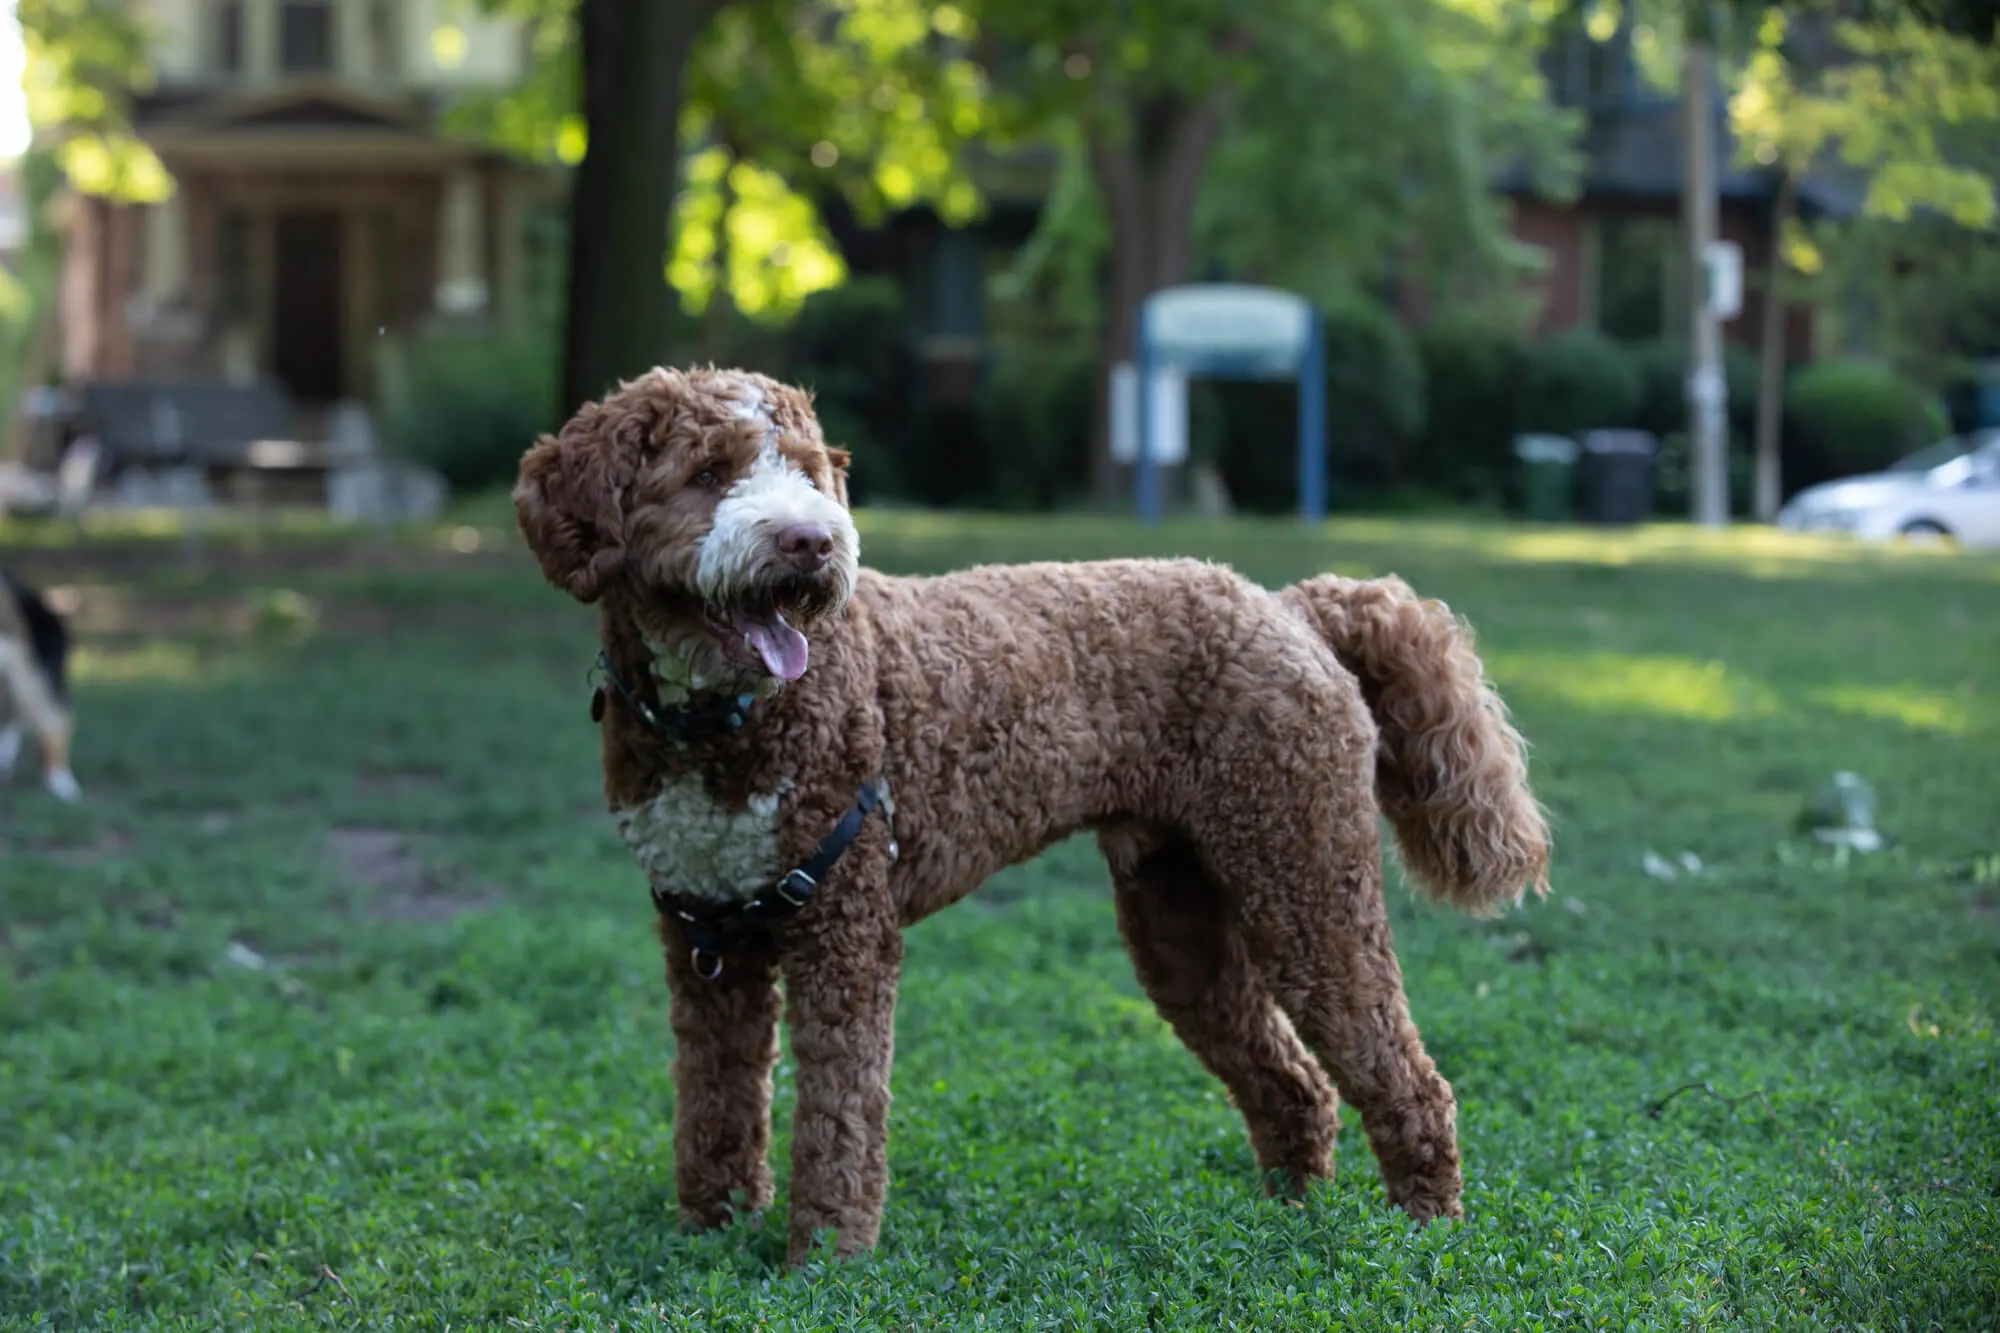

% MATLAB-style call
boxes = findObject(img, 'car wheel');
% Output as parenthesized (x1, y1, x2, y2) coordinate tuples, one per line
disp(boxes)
(1898, 519, 1955, 547)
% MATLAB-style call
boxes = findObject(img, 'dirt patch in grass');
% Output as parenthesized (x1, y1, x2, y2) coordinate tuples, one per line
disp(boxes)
(5, 828, 135, 867)
(3, 532, 526, 584)
(324, 826, 502, 923)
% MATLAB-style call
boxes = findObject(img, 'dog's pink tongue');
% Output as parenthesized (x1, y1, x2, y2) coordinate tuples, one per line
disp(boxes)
(735, 611, 810, 680)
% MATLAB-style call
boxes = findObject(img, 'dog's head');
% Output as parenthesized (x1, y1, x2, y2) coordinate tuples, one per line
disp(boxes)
(513, 368, 858, 687)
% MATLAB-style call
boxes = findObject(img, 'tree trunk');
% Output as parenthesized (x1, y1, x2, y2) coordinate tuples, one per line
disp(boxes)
(1753, 170, 1796, 525)
(699, 142, 739, 365)
(560, 0, 728, 419)
(1086, 95, 1225, 506)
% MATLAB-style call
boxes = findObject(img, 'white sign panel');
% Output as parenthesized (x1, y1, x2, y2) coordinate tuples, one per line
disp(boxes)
(1704, 241, 1743, 320)
(1143, 284, 1314, 366)
(1110, 362, 1190, 466)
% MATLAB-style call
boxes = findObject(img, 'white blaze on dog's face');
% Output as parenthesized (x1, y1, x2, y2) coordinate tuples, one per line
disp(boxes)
(689, 380, 860, 680)
(513, 367, 860, 696)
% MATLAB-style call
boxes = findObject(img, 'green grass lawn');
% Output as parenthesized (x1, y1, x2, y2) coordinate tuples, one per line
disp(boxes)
(2, 508, 1996, 1331)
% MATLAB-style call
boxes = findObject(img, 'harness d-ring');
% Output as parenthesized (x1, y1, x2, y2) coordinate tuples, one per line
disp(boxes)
(691, 948, 724, 981)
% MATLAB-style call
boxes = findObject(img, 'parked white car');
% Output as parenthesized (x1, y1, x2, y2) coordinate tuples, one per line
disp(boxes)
(1777, 431, 2000, 548)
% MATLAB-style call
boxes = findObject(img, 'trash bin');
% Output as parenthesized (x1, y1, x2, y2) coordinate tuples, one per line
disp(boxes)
(1575, 429, 1658, 526)
(1512, 434, 1579, 522)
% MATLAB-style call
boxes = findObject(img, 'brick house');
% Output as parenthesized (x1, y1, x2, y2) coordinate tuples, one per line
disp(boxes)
(55, 0, 554, 416)
(1489, 19, 1860, 360)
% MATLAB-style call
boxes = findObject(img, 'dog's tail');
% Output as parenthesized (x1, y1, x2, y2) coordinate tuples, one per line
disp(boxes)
(1280, 574, 1549, 916)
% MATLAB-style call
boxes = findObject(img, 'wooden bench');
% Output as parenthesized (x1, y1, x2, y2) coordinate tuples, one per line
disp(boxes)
(74, 380, 363, 508)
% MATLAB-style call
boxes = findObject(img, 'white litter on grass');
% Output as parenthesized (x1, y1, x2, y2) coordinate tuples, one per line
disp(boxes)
(1643, 850, 1707, 881)
(1813, 825, 1884, 852)
(224, 940, 268, 972)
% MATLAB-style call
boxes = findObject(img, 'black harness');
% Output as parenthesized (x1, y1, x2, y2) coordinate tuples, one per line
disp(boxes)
(590, 649, 755, 739)
(589, 649, 885, 980)
(654, 783, 884, 980)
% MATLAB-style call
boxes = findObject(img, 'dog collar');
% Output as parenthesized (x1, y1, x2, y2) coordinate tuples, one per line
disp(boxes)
(589, 649, 755, 740)
(653, 781, 885, 980)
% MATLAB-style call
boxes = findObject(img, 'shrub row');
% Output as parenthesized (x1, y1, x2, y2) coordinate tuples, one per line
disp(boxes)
(383, 280, 1949, 515)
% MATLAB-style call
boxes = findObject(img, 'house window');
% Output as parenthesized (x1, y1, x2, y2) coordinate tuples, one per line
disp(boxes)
(1596, 217, 1684, 342)
(280, 1, 335, 73)
(214, 0, 244, 75)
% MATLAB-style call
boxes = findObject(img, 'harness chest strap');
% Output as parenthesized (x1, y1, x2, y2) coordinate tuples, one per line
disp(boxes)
(653, 781, 886, 980)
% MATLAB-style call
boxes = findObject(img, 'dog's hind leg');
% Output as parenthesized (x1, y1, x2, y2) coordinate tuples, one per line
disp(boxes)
(1188, 690, 1466, 1224)
(0, 637, 78, 801)
(1101, 823, 1340, 1196)
(659, 921, 784, 1231)
(0, 721, 21, 776)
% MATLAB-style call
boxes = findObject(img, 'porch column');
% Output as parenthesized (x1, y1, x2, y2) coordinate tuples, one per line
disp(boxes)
(58, 193, 102, 382)
(143, 187, 189, 306)
(433, 166, 489, 318)
(101, 202, 138, 375)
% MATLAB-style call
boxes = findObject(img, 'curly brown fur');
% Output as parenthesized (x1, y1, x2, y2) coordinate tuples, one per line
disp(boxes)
(1280, 575, 1551, 914)
(514, 367, 1551, 1266)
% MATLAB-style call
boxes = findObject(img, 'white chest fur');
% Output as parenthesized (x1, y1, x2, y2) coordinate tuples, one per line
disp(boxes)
(613, 774, 785, 905)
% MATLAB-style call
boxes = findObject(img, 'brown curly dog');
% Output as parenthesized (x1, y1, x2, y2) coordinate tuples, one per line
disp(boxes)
(513, 367, 1551, 1267)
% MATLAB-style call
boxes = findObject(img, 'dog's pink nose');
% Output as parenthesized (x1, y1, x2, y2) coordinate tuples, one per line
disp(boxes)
(777, 522, 834, 571)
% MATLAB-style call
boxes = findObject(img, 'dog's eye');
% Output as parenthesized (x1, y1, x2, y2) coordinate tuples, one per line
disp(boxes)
(692, 467, 723, 489)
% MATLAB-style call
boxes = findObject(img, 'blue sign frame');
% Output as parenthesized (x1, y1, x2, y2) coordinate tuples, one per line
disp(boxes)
(1133, 290, 1327, 525)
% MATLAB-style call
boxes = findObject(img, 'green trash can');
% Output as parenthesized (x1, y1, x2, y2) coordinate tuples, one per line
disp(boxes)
(1513, 433, 1580, 522)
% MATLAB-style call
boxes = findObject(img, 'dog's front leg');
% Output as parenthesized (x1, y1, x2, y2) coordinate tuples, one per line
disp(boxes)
(660, 921, 783, 1231)
(778, 878, 902, 1266)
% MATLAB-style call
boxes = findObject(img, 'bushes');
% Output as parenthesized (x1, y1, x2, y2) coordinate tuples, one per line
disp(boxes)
(381, 332, 557, 493)
(1784, 359, 1949, 488)
(1514, 328, 1644, 438)
(1628, 339, 1761, 517)
(782, 277, 907, 502)
(887, 344, 1095, 510)
(1627, 338, 1762, 443)
(1411, 317, 1527, 502)
(973, 343, 1095, 509)
(1208, 300, 1427, 513)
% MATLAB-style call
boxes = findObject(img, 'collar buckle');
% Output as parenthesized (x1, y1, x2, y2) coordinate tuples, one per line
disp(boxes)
(773, 868, 817, 908)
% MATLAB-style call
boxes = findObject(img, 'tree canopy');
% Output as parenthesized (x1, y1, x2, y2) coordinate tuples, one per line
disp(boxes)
(16, 0, 171, 203)
(968, 0, 1584, 492)
(453, 0, 991, 326)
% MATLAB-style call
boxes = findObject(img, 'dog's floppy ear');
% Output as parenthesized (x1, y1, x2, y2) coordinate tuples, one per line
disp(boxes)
(513, 406, 640, 603)
(826, 445, 853, 508)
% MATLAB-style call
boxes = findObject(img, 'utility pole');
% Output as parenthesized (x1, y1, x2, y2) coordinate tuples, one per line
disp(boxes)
(1682, 1, 1730, 528)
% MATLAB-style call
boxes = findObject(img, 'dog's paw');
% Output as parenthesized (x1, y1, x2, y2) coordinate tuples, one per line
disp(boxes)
(44, 767, 82, 803)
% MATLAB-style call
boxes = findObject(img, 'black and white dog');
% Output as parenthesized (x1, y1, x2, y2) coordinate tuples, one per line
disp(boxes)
(0, 569, 81, 801)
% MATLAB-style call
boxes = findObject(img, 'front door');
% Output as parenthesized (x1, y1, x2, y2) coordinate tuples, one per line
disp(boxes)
(271, 211, 344, 404)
